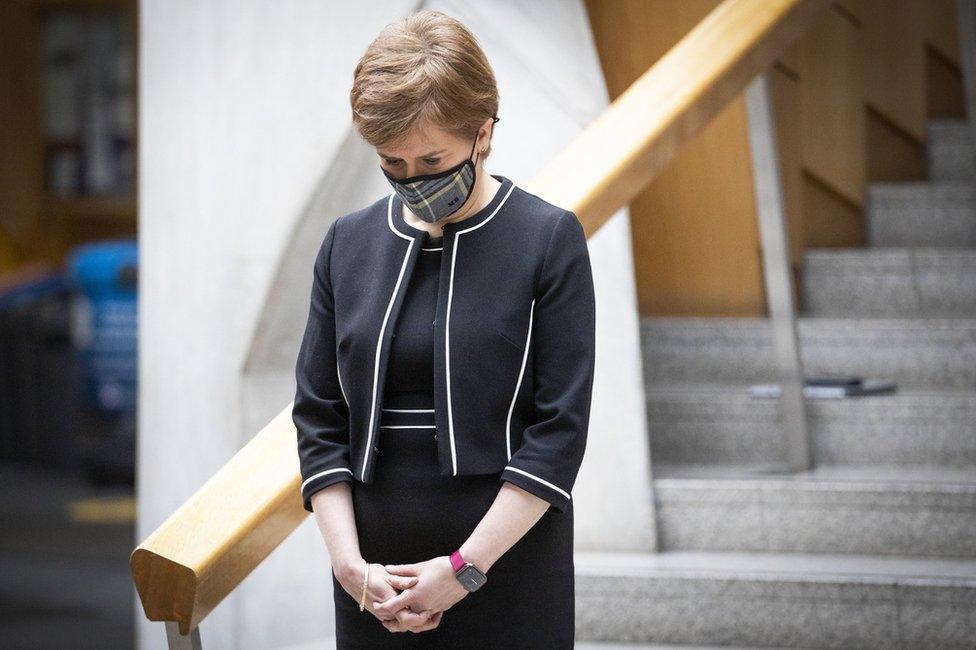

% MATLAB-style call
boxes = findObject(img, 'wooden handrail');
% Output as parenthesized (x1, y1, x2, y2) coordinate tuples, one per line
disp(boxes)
(529, 0, 830, 238)
(130, 0, 831, 638)
(131, 404, 305, 635)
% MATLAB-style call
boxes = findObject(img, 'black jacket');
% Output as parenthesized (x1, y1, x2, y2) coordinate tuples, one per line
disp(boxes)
(293, 174, 596, 514)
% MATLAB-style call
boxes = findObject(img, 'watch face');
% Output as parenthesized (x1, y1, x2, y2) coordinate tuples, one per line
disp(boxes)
(456, 563, 487, 591)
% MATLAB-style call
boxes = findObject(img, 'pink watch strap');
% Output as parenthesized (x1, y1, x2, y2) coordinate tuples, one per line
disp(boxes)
(450, 549, 466, 572)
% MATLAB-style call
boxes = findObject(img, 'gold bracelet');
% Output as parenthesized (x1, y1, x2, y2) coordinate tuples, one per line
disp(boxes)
(359, 562, 370, 611)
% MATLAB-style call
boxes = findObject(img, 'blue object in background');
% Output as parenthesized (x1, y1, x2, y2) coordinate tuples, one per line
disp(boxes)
(66, 238, 138, 414)
(0, 272, 65, 310)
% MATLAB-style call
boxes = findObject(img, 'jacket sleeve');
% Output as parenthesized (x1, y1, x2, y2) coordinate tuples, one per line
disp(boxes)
(499, 211, 596, 514)
(293, 218, 354, 513)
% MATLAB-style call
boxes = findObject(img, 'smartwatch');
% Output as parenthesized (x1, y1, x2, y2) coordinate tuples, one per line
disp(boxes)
(450, 549, 487, 592)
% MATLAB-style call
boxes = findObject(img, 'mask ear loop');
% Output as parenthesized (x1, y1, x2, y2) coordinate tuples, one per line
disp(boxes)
(487, 115, 499, 154)
(476, 115, 500, 160)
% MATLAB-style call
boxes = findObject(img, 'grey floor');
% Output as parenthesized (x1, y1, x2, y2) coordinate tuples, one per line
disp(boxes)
(278, 639, 792, 650)
(0, 460, 135, 649)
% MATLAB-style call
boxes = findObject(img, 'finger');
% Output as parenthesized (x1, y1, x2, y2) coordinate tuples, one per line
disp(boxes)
(396, 609, 428, 625)
(394, 607, 430, 627)
(371, 588, 400, 606)
(408, 610, 442, 632)
(387, 619, 422, 632)
(427, 610, 444, 629)
(387, 574, 419, 590)
(378, 612, 410, 633)
(381, 618, 405, 633)
(372, 591, 410, 616)
(384, 563, 419, 576)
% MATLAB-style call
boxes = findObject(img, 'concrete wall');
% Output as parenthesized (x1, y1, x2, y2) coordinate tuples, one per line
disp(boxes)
(138, 1, 650, 648)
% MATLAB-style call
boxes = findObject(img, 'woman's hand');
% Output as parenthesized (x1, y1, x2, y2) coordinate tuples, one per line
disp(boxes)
(371, 556, 469, 631)
(335, 558, 430, 631)
(382, 607, 444, 634)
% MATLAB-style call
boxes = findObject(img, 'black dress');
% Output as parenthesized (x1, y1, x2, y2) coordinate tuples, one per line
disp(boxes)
(331, 231, 576, 648)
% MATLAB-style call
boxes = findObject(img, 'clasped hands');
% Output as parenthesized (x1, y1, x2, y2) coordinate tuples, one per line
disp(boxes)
(347, 555, 470, 633)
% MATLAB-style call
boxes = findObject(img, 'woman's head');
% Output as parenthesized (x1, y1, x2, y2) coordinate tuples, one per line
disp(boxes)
(350, 9, 500, 181)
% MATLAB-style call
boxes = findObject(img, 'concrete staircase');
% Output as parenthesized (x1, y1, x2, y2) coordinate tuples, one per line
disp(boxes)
(577, 119, 976, 648)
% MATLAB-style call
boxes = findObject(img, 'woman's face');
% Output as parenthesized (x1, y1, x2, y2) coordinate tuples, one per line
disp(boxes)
(377, 121, 487, 181)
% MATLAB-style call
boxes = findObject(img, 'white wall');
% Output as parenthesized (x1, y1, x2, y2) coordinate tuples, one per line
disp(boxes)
(138, 1, 652, 648)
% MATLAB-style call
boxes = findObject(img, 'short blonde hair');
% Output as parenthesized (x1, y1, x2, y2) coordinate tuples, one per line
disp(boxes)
(350, 10, 500, 159)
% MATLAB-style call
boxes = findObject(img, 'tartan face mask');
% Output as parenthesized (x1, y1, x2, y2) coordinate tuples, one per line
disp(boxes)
(382, 116, 499, 224)
(382, 132, 479, 224)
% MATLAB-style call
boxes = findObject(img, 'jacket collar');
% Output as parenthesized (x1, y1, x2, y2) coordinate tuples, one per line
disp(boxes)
(387, 173, 514, 240)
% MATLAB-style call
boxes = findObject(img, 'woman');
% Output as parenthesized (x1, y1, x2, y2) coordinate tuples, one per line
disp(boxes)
(292, 9, 596, 648)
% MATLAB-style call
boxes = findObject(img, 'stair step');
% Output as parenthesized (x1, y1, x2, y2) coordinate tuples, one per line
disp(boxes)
(281, 637, 786, 650)
(640, 316, 976, 389)
(651, 463, 976, 557)
(802, 247, 976, 317)
(866, 181, 976, 247)
(576, 549, 976, 648)
(646, 383, 976, 466)
(928, 119, 975, 182)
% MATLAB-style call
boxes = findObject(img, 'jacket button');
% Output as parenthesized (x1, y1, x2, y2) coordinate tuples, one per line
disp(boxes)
(373, 445, 380, 453)
(433, 434, 438, 440)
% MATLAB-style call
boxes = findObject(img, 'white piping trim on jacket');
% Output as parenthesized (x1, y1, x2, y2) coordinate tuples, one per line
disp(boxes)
(387, 195, 413, 240)
(300, 363, 353, 494)
(506, 298, 535, 459)
(382, 408, 435, 412)
(302, 467, 353, 492)
(503, 466, 571, 500)
(380, 425, 436, 429)
(445, 182, 518, 474)
(361, 237, 415, 481)
(336, 361, 349, 407)
(388, 194, 443, 245)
